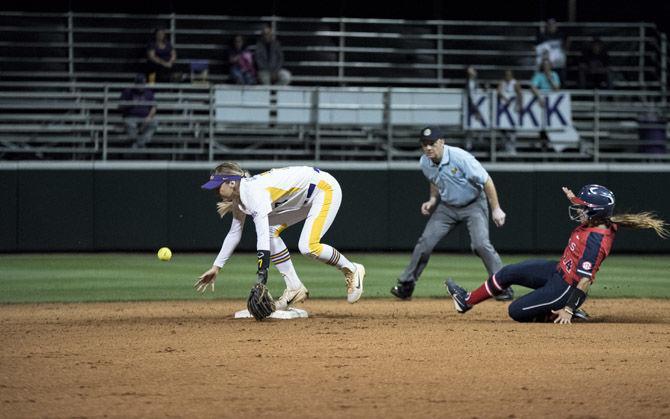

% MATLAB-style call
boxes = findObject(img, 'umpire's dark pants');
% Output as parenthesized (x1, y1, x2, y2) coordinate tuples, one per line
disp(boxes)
(493, 259, 580, 322)
(398, 194, 502, 283)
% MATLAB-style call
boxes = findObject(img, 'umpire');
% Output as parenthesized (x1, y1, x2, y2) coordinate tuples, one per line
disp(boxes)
(391, 126, 513, 301)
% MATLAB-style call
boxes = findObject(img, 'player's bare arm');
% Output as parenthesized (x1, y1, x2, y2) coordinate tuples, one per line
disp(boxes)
(484, 177, 506, 227)
(562, 186, 576, 201)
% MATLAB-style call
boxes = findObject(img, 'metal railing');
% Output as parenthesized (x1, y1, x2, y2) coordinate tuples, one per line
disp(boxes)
(0, 12, 666, 91)
(0, 82, 667, 162)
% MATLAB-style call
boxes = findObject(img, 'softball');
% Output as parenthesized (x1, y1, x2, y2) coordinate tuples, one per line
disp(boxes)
(157, 247, 172, 261)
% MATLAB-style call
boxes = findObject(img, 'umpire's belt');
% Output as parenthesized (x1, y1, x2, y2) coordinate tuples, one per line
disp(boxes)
(447, 195, 480, 208)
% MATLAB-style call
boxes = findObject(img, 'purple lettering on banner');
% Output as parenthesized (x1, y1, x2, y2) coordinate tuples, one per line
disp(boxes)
(496, 96, 516, 127)
(518, 96, 539, 127)
(468, 95, 487, 127)
(545, 94, 567, 126)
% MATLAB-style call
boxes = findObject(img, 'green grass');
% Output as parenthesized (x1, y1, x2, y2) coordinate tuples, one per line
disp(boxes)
(0, 253, 669, 303)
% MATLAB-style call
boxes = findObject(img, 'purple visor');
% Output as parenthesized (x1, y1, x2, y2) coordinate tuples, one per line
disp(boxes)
(201, 174, 242, 190)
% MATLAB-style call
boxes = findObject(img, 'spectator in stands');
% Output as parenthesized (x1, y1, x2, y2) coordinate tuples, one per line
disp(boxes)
(119, 74, 157, 148)
(465, 66, 483, 120)
(530, 57, 561, 101)
(535, 18, 569, 84)
(496, 70, 523, 154)
(228, 34, 257, 85)
(578, 37, 611, 89)
(146, 27, 177, 83)
(530, 58, 561, 150)
(464, 65, 484, 151)
(254, 23, 291, 85)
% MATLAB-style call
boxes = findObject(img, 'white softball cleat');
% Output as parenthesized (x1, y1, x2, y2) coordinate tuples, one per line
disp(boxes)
(344, 263, 365, 303)
(274, 285, 309, 311)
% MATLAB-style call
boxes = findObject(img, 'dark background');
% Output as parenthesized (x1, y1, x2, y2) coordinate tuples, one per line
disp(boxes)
(1, 168, 668, 253)
(1, 1, 667, 253)
(6, 0, 670, 35)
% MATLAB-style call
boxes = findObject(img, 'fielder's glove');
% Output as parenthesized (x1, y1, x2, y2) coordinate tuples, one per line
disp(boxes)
(246, 282, 275, 321)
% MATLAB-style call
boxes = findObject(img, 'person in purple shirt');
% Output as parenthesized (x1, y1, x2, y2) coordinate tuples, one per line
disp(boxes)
(146, 28, 177, 83)
(119, 74, 157, 148)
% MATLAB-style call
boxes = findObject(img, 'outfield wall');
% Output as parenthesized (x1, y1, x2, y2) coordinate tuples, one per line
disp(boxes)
(1, 162, 669, 253)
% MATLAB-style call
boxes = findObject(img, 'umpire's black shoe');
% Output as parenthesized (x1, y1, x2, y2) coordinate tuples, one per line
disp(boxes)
(390, 281, 415, 300)
(494, 287, 514, 301)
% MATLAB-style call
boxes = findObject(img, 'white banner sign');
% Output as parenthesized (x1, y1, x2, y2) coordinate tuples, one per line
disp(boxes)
(464, 92, 573, 131)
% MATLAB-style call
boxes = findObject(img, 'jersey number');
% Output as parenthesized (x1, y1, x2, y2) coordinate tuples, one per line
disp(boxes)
(563, 259, 573, 272)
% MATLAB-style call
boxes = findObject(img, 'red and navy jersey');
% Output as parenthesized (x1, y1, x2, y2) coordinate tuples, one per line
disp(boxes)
(557, 224, 617, 285)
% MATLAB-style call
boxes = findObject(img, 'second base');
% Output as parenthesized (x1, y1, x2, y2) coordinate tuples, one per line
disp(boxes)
(234, 308, 309, 319)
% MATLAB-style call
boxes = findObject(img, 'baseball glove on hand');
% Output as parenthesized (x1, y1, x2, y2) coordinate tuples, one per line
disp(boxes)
(246, 283, 275, 321)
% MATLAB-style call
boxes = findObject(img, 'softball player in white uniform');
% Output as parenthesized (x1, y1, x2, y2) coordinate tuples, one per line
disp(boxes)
(195, 162, 365, 309)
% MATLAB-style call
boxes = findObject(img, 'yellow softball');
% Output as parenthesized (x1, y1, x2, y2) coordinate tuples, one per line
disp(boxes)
(157, 247, 172, 261)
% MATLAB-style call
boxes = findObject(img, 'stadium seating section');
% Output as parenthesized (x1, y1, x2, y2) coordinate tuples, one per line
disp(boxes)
(0, 12, 668, 161)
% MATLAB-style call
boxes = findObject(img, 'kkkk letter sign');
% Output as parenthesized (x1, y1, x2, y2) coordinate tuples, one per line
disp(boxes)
(463, 92, 573, 132)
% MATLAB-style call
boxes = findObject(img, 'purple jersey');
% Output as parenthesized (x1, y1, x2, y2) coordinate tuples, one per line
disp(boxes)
(147, 41, 173, 62)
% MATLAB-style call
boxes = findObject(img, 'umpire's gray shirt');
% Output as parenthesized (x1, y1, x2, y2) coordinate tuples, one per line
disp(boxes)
(420, 146, 489, 207)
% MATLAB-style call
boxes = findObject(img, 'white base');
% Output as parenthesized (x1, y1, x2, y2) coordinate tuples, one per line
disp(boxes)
(234, 308, 309, 320)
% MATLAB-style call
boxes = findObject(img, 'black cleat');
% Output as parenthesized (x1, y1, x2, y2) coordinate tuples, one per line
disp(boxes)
(494, 287, 514, 301)
(390, 281, 415, 300)
(573, 308, 591, 321)
(445, 278, 472, 313)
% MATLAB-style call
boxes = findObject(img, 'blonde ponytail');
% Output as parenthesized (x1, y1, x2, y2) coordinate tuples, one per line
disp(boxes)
(211, 161, 250, 218)
(611, 212, 669, 238)
(216, 201, 234, 218)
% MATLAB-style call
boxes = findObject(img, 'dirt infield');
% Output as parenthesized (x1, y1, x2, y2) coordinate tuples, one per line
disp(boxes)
(2, 299, 670, 418)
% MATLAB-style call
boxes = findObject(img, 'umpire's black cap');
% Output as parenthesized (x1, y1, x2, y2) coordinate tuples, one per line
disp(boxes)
(419, 126, 444, 144)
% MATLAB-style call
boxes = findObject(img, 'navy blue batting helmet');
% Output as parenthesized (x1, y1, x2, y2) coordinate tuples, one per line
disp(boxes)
(568, 184, 615, 221)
